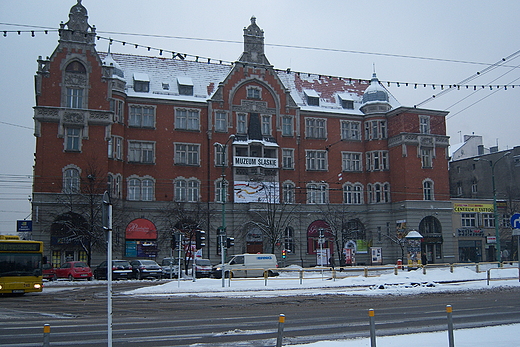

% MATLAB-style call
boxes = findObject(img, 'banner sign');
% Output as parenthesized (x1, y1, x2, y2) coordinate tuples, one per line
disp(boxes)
(453, 203, 493, 213)
(234, 181, 279, 203)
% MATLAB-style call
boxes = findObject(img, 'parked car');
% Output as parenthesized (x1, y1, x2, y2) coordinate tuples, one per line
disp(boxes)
(54, 261, 93, 280)
(192, 258, 212, 278)
(130, 259, 162, 280)
(93, 260, 132, 280)
(161, 257, 181, 278)
(42, 263, 56, 281)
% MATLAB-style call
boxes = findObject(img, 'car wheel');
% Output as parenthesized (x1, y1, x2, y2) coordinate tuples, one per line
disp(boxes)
(52, 274, 57, 281)
(87, 277, 92, 281)
(68, 274, 74, 281)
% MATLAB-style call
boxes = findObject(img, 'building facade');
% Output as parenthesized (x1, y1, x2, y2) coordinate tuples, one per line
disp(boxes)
(32, 1, 454, 268)
(450, 146, 520, 262)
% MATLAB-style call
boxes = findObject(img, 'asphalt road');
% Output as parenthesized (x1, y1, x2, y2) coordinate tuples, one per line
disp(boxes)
(1, 280, 519, 346)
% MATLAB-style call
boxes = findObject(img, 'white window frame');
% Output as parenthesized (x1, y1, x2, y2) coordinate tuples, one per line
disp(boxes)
(461, 213, 477, 227)
(342, 152, 362, 171)
(282, 181, 295, 204)
(175, 143, 200, 166)
(305, 118, 326, 139)
(282, 149, 294, 169)
(341, 120, 361, 140)
(281, 116, 293, 136)
(129, 105, 155, 128)
(421, 148, 433, 168)
(65, 127, 81, 151)
(306, 150, 327, 171)
(307, 183, 328, 204)
(423, 179, 434, 201)
(237, 113, 247, 134)
(215, 111, 227, 132)
(128, 141, 155, 164)
(366, 150, 389, 171)
(364, 120, 387, 140)
(261, 115, 272, 135)
(247, 86, 261, 99)
(175, 108, 200, 131)
(63, 167, 80, 194)
(420, 115, 431, 134)
(66, 87, 83, 109)
(343, 183, 363, 204)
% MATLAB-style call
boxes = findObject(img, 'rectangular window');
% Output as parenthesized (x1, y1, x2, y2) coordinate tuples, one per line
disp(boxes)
(342, 152, 362, 171)
(108, 136, 123, 160)
(66, 88, 83, 109)
(237, 113, 247, 134)
(461, 213, 477, 227)
(128, 141, 155, 164)
(110, 99, 124, 123)
(215, 112, 227, 132)
(282, 149, 294, 169)
(281, 116, 293, 136)
(129, 105, 155, 128)
(482, 213, 495, 228)
(365, 120, 387, 140)
(141, 180, 154, 201)
(366, 150, 389, 171)
(420, 115, 431, 134)
(66, 128, 81, 151)
(305, 118, 326, 139)
(175, 109, 200, 130)
(247, 87, 261, 99)
(341, 121, 361, 140)
(421, 148, 433, 168)
(306, 150, 327, 171)
(175, 143, 200, 166)
(261, 115, 271, 135)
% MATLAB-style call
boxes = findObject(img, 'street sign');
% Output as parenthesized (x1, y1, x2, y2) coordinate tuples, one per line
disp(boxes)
(510, 213, 520, 229)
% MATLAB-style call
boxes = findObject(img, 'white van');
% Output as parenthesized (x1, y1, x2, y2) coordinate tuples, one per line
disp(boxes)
(213, 253, 278, 278)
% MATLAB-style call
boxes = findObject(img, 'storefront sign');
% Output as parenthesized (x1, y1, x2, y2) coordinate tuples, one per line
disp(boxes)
(457, 228, 483, 237)
(125, 218, 157, 240)
(453, 203, 493, 213)
(487, 236, 497, 244)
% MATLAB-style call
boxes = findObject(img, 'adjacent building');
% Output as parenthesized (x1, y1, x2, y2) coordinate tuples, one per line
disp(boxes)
(32, 1, 455, 267)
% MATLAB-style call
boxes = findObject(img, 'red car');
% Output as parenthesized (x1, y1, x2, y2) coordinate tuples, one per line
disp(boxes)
(54, 261, 93, 280)
(42, 263, 57, 281)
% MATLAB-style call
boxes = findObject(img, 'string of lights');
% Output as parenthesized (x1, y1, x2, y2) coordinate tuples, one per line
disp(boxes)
(2, 22, 519, 92)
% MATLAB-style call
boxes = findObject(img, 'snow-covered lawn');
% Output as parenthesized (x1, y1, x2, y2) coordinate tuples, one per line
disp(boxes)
(43, 263, 520, 346)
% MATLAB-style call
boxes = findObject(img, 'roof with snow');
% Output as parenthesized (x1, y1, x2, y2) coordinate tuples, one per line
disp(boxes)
(100, 52, 400, 113)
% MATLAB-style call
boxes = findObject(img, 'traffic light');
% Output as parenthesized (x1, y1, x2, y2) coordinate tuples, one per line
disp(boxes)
(226, 237, 234, 248)
(282, 249, 287, 259)
(195, 230, 206, 249)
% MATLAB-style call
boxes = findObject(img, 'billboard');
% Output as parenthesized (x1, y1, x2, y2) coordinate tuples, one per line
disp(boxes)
(234, 181, 279, 203)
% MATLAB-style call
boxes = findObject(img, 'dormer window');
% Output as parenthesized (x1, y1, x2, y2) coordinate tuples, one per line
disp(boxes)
(338, 95, 354, 109)
(177, 77, 193, 96)
(133, 73, 150, 92)
(304, 90, 320, 106)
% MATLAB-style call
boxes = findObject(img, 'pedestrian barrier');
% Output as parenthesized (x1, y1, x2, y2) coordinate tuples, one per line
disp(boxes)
(219, 261, 519, 287)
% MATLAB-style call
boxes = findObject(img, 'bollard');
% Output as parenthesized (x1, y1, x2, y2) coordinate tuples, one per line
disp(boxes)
(276, 314, 285, 347)
(368, 309, 376, 347)
(446, 305, 454, 347)
(364, 267, 368, 277)
(299, 269, 303, 285)
(422, 265, 426, 275)
(397, 258, 403, 270)
(487, 269, 491, 285)
(43, 324, 50, 347)
(394, 265, 398, 275)
(332, 268, 336, 281)
(264, 270, 268, 286)
(476, 263, 479, 273)
(450, 263, 454, 273)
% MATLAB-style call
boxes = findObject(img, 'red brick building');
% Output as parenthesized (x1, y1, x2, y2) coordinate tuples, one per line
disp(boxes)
(32, 1, 453, 267)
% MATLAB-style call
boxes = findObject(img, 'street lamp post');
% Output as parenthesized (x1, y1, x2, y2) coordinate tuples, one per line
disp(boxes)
(215, 135, 234, 287)
(475, 151, 510, 263)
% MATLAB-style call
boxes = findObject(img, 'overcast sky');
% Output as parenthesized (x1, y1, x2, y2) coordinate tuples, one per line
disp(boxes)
(1, 0, 519, 231)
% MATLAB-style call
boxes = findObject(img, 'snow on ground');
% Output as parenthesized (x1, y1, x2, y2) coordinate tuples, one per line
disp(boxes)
(44, 264, 520, 346)
(122, 264, 520, 298)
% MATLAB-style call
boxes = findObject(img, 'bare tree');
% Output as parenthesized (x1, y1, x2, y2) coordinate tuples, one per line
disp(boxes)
(248, 181, 299, 254)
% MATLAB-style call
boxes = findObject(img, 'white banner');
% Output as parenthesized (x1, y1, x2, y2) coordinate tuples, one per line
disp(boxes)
(234, 181, 279, 203)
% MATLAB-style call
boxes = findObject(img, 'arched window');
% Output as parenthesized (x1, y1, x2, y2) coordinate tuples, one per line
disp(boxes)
(141, 179, 154, 201)
(343, 183, 363, 204)
(63, 168, 80, 194)
(128, 179, 140, 201)
(187, 180, 199, 202)
(65, 61, 86, 74)
(423, 179, 434, 201)
(175, 179, 187, 202)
